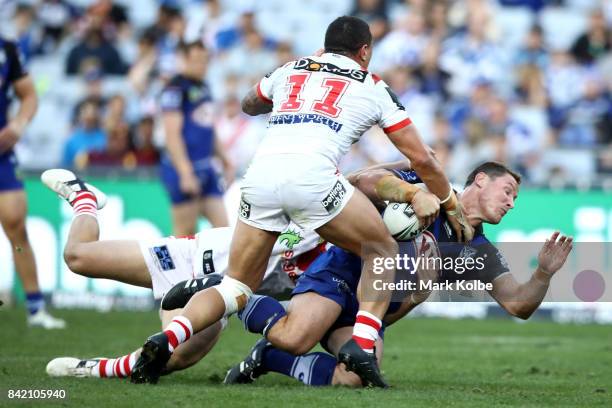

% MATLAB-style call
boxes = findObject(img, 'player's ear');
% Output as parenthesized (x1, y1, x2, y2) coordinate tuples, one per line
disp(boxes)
(474, 172, 488, 188)
(358, 43, 369, 62)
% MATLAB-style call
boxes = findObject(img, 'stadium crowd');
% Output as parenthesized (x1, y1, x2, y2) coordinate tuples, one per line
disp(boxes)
(3, 0, 612, 186)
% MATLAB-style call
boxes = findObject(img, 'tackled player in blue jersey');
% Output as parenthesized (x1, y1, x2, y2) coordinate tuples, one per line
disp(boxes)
(0, 37, 64, 328)
(159, 40, 233, 235)
(225, 161, 573, 387)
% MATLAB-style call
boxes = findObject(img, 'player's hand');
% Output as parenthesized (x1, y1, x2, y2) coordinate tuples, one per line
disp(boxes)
(411, 190, 439, 228)
(179, 171, 201, 196)
(443, 192, 474, 243)
(0, 123, 22, 153)
(537, 231, 573, 277)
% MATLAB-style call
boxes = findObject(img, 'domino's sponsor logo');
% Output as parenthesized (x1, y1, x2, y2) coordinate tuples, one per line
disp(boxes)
(294, 58, 367, 82)
(239, 196, 251, 219)
(321, 180, 346, 213)
(268, 114, 343, 133)
(153, 245, 175, 271)
(202, 249, 215, 274)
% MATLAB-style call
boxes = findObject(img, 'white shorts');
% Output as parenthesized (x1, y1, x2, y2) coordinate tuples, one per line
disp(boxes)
(239, 154, 355, 232)
(139, 237, 198, 300)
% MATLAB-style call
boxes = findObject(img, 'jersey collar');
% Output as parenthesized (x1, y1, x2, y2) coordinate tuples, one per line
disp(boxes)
(319, 53, 366, 71)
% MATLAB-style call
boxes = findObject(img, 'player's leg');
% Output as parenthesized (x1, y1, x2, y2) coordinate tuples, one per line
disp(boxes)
(197, 166, 228, 227)
(131, 220, 279, 384)
(266, 292, 341, 355)
(170, 200, 199, 236)
(198, 196, 228, 227)
(325, 326, 384, 387)
(42, 169, 151, 287)
(160, 308, 223, 373)
(0, 189, 64, 328)
(314, 188, 396, 388)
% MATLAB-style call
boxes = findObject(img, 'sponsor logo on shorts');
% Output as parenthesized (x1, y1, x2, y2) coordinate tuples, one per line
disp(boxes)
(202, 249, 215, 274)
(153, 245, 175, 271)
(239, 196, 251, 219)
(321, 180, 347, 214)
(294, 58, 367, 82)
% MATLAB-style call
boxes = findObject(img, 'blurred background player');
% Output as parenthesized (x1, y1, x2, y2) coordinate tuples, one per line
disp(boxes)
(159, 40, 233, 235)
(0, 36, 64, 329)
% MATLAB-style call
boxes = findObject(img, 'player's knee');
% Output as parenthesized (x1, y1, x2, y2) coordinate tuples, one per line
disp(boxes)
(1, 212, 27, 242)
(63, 244, 86, 274)
(280, 330, 317, 355)
(213, 276, 253, 317)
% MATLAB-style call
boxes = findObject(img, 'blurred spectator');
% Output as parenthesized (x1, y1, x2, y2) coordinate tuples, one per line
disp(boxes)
(514, 25, 548, 69)
(214, 8, 276, 52)
(76, 121, 134, 169)
(63, 101, 106, 167)
(439, 8, 507, 97)
(413, 41, 450, 102)
(65, 27, 127, 75)
(370, 11, 429, 72)
(225, 28, 278, 85)
(71, 68, 106, 125)
(12, 4, 41, 63)
(351, 0, 389, 42)
(447, 118, 498, 184)
(558, 76, 612, 147)
(132, 116, 160, 166)
(38, 0, 77, 52)
(570, 9, 611, 65)
(127, 31, 158, 95)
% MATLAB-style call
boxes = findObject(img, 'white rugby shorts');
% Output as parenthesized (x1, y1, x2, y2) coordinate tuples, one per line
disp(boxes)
(239, 154, 355, 231)
(139, 236, 198, 300)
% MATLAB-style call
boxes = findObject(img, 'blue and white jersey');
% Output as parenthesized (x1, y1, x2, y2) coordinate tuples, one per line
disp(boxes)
(0, 38, 27, 157)
(160, 75, 215, 163)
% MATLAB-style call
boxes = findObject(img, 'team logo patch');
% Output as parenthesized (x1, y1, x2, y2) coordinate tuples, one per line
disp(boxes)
(239, 196, 251, 219)
(278, 229, 304, 250)
(153, 245, 175, 271)
(294, 58, 367, 82)
(202, 249, 215, 274)
(321, 180, 347, 213)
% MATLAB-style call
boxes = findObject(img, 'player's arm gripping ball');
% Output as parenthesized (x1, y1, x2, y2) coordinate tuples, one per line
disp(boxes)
(375, 175, 440, 225)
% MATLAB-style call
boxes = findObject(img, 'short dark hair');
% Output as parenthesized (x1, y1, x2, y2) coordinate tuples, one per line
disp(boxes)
(465, 162, 522, 187)
(324, 16, 372, 55)
(178, 40, 206, 54)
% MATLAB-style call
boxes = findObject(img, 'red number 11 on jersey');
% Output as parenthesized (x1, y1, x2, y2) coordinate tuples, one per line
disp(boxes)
(279, 73, 350, 118)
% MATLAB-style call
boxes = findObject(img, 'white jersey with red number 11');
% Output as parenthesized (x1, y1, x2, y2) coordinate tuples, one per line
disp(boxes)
(255, 53, 412, 166)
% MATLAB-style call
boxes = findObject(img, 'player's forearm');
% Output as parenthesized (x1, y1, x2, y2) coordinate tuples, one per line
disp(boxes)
(510, 267, 552, 319)
(166, 133, 193, 175)
(241, 86, 272, 116)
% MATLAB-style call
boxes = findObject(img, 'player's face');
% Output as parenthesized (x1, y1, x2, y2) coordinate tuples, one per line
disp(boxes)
(187, 46, 208, 78)
(479, 173, 518, 224)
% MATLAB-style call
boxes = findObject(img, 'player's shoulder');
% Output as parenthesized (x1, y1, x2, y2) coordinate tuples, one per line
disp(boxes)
(165, 75, 186, 90)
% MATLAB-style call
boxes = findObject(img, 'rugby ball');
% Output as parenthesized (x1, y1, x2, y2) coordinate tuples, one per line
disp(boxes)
(383, 202, 426, 241)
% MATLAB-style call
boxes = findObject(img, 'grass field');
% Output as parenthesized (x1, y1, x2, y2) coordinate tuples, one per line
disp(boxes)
(1, 308, 610, 407)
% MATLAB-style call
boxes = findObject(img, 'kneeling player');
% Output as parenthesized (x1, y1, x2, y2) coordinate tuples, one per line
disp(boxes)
(223, 162, 573, 387)
(41, 169, 323, 380)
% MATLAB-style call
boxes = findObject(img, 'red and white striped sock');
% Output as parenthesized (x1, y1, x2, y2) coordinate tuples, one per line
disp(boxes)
(352, 310, 382, 354)
(164, 316, 193, 353)
(70, 191, 98, 219)
(96, 352, 137, 378)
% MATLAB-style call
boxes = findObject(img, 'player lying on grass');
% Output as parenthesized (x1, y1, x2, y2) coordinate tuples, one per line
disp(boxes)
(42, 169, 325, 379)
(222, 162, 573, 387)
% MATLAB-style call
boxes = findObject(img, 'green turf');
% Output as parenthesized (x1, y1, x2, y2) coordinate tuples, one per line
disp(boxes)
(0, 308, 610, 407)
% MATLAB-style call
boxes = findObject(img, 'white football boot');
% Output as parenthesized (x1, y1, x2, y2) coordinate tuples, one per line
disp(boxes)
(27, 309, 66, 329)
(41, 169, 107, 209)
(46, 357, 103, 377)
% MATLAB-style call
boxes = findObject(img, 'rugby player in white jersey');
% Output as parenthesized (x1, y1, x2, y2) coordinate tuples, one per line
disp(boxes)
(41, 169, 323, 379)
(127, 16, 473, 388)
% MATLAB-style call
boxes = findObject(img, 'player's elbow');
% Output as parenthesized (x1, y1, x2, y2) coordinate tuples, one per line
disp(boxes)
(505, 302, 534, 320)
(241, 99, 259, 116)
(409, 152, 437, 174)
